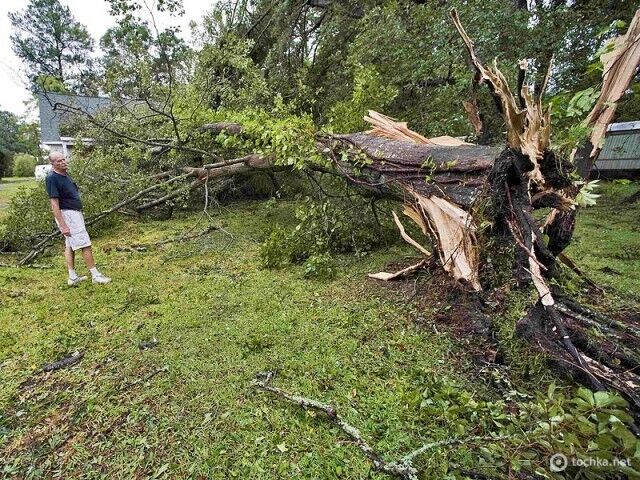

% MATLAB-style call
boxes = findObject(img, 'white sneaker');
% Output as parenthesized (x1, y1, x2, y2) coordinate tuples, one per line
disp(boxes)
(67, 275, 88, 287)
(92, 274, 111, 284)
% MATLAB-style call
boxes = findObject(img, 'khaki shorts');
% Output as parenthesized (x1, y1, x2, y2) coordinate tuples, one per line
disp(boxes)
(57, 209, 92, 251)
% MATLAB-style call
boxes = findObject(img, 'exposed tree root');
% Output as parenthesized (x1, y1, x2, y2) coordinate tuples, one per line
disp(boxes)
(557, 253, 604, 293)
(517, 301, 640, 428)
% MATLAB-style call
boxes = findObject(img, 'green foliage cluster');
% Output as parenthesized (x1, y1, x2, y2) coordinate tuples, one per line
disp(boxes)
(259, 194, 397, 276)
(99, 17, 190, 98)
(211, 102, 323, 169)
(327, 63, 397, 133)
(11, 154, 37, 178)
(0, 185, 52, 252)
(193, 34, 272, 111)
(411, 375, 640, 478)
(0, 111, 41, 177)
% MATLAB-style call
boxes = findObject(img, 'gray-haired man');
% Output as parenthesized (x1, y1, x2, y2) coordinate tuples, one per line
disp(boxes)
(45, 152, 111, 286)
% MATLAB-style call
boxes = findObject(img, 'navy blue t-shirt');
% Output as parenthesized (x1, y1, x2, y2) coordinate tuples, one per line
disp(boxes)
(45, 171, 83, 211)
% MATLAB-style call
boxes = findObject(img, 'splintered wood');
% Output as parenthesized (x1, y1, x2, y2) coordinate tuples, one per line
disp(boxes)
(364, 110, 471, 146)
(363, 111, 481, 290)
(409, 192, 480, 290)
(584, 9, 640, 157)
(450, 10, 550, 185)
(364, 110, 431, 144)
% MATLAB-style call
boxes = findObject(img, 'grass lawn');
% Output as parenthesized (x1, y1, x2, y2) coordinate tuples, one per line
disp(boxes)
(0, 177, 38, 221)
(0, 181, 638, 478)
(566, 181, 640, 299)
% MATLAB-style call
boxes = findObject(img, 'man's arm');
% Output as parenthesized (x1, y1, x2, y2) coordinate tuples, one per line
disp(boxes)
(50, 198, 71, 236)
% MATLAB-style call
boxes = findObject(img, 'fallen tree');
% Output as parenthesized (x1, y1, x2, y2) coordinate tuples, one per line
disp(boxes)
(13, 9, 640, 425)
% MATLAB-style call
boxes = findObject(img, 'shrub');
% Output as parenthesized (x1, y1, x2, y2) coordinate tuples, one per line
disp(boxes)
(411, 375, 640, 478)
(12, 153, 37, 177)
(0, 185, 52, 251)
(303, 253, 336, 279)
(259, 190, 400, 270)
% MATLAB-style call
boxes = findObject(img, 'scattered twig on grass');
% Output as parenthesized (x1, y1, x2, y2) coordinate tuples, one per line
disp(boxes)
(0, 262, 54, 269)
(252, 371, 509, 480)
(104, 225, 219, 253)
(138, 338, 159, 351)
(119, 365, 169, 392)
(111, 245, 148, 252)
(43, 351, 84, 372)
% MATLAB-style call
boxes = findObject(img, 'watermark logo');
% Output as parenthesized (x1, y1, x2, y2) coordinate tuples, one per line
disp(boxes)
(549, 453, 631, 472)
(550, 453, 568, 472)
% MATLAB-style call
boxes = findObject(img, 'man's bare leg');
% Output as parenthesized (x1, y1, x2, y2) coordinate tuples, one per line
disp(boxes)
(64, 246, 75, 272)
(81, 246, 96, 269)
(65, 246, 87, 285)
(82, 246, 111, 284)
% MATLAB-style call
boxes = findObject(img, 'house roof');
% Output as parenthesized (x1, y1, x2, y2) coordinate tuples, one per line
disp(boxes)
(607, 121, 640, 133)
(37, 92, 112, 143)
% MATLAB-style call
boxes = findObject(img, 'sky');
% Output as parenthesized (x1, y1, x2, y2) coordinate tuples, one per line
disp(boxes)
(0, 0, 213, 119)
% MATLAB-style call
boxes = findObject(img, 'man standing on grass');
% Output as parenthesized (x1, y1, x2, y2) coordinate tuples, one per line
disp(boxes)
(46, 152, 111, 286)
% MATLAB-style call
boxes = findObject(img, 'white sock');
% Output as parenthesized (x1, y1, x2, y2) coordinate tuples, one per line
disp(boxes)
(90, 267, 100, 278)
(68, 269, 78, 279)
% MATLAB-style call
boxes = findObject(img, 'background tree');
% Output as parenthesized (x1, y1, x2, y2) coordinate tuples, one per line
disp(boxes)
(0, 111, 42, 178)
(9, 0, 97, 94)
(203, 0, 638, 144)
(99, 19, 190, 98)
(0, 112, 22, 155)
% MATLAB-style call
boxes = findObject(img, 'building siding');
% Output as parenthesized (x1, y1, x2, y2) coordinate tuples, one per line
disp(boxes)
(596, 130, 640, 171)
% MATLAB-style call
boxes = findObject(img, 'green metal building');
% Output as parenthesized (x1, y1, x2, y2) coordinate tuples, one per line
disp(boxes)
(595, 121, 640, 177)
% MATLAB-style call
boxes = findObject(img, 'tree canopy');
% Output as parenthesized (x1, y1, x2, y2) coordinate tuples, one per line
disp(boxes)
(9, 0, 96, 94)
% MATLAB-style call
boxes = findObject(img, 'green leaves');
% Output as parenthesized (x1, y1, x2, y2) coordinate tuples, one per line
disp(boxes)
(327, 63, 398, 133)
(576, 180, 602, 208)
(11, 153, 37, 178)
(259, 194, 397, 272)
(413, 376, 640, 478)
(566, 87, 601, 118)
